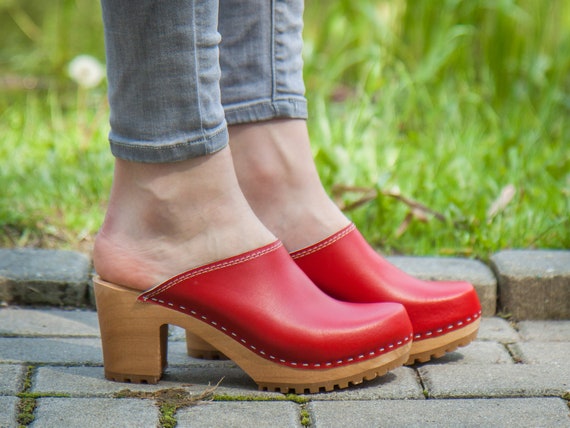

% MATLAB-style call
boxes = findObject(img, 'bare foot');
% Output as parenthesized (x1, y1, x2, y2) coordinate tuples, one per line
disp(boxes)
(229, 119, 350, 252)
(93, 147, 275, 291)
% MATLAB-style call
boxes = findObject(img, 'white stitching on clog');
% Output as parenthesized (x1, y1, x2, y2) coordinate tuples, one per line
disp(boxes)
(147, 296, 413, 369)
(290, 224, 356, 260)
(413, 310, 482, 340)
(141, 241, 283, 300)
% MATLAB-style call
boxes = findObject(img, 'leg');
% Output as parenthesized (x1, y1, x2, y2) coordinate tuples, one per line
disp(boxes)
(93, 0, 412, 390)
(94, 0, 274, 291)
(214, 0, 481, 363)
(228, 119, 350, 251)
(218, 0, 348, 251)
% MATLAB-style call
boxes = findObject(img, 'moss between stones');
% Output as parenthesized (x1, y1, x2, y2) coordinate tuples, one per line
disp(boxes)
(300, 406, 311, 426)
(16, 397, 36, 426)
(16, 365, 36, 426)
(211, 393, 309, 404)
(114, 385, 218, 428)
(562, 391, 570, 409)
(114, 383, 312, 427)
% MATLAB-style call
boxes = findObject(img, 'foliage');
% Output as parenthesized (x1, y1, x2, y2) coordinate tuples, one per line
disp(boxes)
(0, 0, 568, 257)
(303, 0, 570, 256)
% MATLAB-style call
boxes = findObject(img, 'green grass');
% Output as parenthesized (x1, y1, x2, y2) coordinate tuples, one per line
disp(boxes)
(1, 0, 569, 258)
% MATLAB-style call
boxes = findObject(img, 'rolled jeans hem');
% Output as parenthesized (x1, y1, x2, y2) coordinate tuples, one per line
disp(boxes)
(224, 98, 308, 125)
(109, 124, 229, 163)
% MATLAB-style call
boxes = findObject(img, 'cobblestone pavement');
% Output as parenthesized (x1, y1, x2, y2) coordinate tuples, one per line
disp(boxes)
(0, 309, 569, 427)
(2, 248, 569, 319)
(0, 248, 568, 426)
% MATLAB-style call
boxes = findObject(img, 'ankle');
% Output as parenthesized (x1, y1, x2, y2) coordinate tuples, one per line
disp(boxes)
(229, 120, 349, 251)
(93, 149, 275, 290)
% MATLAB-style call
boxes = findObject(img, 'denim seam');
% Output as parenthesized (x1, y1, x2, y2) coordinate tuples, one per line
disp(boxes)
(224, 97, 306, 113)
(190, 2, 206, 141)
(110, 125, 227, 152)
(270, 0, 276, 106)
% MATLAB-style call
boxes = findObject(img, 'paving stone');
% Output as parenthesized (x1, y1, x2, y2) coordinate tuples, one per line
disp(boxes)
(0, 308, 99, 337)
(169, 325, 187, 341)
(32, 364, 273, 398)
(517, 320, 570, 341)
(305, 367, 424, 400)
(477, 317, 520, 343)
(0, 364, 24, 394)
(388, 256, 497, 316)
(177, 401, 303, 428)
(5, 308, 570, 427)
(491, 250, 570, 319)
(508, 342, 570, 366)
(419, 364, 570, 398)
(0, 396, 19, 428)
(33, 366, 185, 397)
(0, 337, 102, 364)
(308, 397, 570, 428)
(33, 397, 159, 428)
(32, 365, 424, 401)
(0, 337, 201, 366)
(415, 341, 513, 365)
(162, 365, 288, 398)
(0, 248, 91, 307)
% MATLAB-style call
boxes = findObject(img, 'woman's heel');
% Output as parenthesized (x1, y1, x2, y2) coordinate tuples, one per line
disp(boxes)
(94, 277, 170, 384)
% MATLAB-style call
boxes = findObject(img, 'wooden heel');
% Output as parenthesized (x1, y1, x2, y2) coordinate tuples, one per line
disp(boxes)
(94, 278, 174, 384)
(186, 330, 227, 360)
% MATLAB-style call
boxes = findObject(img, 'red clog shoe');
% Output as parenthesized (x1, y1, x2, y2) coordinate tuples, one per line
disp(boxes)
(291, 224, 482, 364)
(94, 240, 413, 393)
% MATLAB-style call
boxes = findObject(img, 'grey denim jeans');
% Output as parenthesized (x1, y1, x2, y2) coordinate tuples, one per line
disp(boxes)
(101, 0, 307, 163)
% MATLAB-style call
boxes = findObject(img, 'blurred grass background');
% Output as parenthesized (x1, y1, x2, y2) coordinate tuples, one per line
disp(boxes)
(0, 0, 568, 259)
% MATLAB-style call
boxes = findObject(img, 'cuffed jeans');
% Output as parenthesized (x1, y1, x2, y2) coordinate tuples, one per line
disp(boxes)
(100, 0, 307, 163)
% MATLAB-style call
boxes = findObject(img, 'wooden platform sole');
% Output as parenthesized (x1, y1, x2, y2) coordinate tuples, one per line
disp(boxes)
(405, 318, 480, 365)
(94, 277, 411, 393)
(186, 318, 481, 367)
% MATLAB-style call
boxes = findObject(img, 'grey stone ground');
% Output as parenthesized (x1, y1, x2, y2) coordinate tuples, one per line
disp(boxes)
(0, 310, 569, 427)
(0, 248, 569, 427)
(2, 248, 570, 319)
(491, 250, 570, 320)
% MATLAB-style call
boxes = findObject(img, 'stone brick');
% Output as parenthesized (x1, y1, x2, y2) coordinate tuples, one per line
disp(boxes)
(0, 308, 99, 337)
(477, 317, 520, 343)
(0, 337, 102, 365)
(517, 320, 570, 341)
(491, 250, 570, 319)
(388, 256, 497, 316)
(0, 337, 195, 367)
(33, 397, 159, 428)
(177, 402, 303, 428)
(0, 396, 19, 428)
(419, 364, 570, 398)
(0, 248, 91, 306)
(0, 364, 24, 394)
(417, 341, 513, 365)
(508, 342, 570, 366)
(33, 365, 270, 399)
(308, 398, 570, 428)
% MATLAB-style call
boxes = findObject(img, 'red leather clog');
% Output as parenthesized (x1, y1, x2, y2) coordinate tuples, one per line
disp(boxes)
(291, 224, 482, 364)
(94, 240, 413, 393)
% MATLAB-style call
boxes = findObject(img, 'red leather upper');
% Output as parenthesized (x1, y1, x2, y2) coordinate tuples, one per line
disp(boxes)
(139, 241, 412, 368)
(291, 224, 482, 341)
